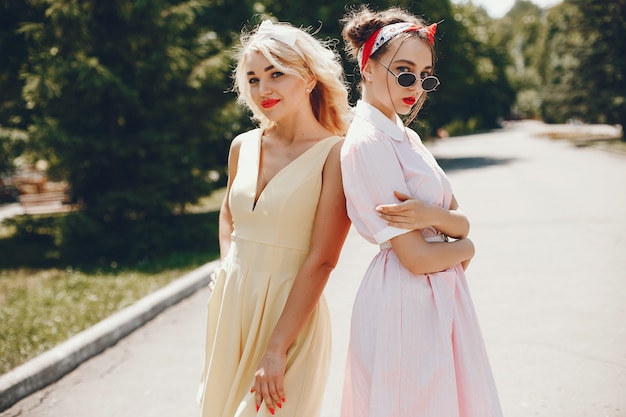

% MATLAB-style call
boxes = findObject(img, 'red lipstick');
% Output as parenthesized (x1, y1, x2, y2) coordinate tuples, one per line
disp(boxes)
(261, 99, 280, 109)
(402, 97, 416, 106)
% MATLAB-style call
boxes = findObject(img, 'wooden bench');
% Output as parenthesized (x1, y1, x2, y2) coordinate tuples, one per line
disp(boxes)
(18, 190, 75, 215)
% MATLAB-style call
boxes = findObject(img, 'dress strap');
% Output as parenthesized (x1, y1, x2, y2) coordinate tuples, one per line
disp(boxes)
(235, 129, 262, 171)
(314, 135, 343, 156)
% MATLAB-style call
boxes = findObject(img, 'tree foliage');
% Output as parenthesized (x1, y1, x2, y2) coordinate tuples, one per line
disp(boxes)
(539, 1, 588, 123)
(1, 0, 521, 263)
(15, 0, 252, 262)
(0, 1, 41, 176)
(497, 0, 545, 118)
(428, 1, 515, 134)
(498, 0, 626, 131)
(548, 0, 626, 128)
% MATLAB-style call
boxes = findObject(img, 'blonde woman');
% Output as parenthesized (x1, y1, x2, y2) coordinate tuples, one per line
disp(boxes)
(197, 20, 351, 417)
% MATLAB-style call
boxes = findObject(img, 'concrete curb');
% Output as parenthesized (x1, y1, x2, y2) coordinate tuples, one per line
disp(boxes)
(0, 259, 220, 411)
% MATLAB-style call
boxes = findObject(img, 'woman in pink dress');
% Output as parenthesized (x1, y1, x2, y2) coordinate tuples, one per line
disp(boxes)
(339, 6, 504, 417)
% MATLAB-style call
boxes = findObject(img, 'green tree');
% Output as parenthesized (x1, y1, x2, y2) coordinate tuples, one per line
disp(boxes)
(19, 0, 248, 261)
(0, 1, 42, 177)
(540, 0, 625, 131)
(498, 0, 545, 118)
(568, 0, 625, 129)
(539, 1, 586, 123)
(428, 1, 515, 134)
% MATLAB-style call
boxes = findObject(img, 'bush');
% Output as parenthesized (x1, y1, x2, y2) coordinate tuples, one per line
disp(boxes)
(0, 211, 220, 269)
(60, 211, 220, 265)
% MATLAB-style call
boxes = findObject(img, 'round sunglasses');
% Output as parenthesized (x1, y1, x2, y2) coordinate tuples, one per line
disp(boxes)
(372, 58, 440, 92)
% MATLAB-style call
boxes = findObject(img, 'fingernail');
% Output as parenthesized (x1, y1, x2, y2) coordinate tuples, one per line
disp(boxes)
(256, 405, 259, 412)
(282, 397, 286, 402)
(270, 408, 275, 415)
(277, 403, 282, 408)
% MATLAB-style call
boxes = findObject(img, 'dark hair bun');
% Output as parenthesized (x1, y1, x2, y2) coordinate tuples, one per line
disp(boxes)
(340, 6, 423, 60)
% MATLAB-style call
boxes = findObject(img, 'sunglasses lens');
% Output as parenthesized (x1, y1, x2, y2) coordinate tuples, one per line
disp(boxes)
(421, 76, 439, 92)
(397, 73, 417, 88)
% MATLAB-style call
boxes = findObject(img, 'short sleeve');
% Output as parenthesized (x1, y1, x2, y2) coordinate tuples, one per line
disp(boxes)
(341, 133, 413, 245)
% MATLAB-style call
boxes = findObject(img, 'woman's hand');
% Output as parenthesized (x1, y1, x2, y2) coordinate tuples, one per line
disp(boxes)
(207, 270, 218, 292)
(252, 349, 286, 415)
(376, 190, 436, 230)
(378, 191, 471, 239)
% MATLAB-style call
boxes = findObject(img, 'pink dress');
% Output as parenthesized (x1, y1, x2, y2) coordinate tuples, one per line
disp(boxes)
(340, 101, 503, 417)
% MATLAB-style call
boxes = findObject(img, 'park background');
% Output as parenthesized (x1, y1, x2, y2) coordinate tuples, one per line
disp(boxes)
(0, 0, 624, 382)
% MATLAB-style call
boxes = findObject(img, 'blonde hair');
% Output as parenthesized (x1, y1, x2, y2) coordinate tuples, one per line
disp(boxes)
(233, 21, 350, 136)
(341, 6, 436, 124)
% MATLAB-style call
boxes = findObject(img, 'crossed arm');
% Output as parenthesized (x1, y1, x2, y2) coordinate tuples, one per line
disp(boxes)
(377, 190, 470, 239)
(379, 190, 474, 274)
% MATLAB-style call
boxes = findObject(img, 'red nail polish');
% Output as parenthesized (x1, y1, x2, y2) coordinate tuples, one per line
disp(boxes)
(282, 397, 286, 402)
(256, 405, 259, 412)
(270, 408, 275, 415)
(277, 403, 282, 409)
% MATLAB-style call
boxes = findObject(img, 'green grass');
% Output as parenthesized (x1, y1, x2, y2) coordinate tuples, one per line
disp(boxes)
(0, 251, 214, 374)
(0, 188, 227, 374)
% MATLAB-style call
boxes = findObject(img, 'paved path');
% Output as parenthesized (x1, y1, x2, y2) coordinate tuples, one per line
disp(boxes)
(2, 122, 625, 416)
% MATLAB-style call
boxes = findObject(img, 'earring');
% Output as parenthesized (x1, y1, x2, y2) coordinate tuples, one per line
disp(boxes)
(306, 88, 311, 93)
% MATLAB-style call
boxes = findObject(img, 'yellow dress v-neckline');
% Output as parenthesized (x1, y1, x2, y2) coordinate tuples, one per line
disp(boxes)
(252, 131, 339, 210)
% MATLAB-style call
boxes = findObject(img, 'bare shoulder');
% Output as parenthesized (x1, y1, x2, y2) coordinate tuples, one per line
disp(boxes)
(323, 138, 344, 168)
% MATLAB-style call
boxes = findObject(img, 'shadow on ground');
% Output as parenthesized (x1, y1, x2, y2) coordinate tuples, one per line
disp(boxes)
(434, 156, 516, 171)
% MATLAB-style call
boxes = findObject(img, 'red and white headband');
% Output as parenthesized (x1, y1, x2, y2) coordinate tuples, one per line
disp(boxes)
(357, 22, 438, 72)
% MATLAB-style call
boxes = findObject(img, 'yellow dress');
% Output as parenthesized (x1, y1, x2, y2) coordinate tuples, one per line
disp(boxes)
(198, 129, 342, 417)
